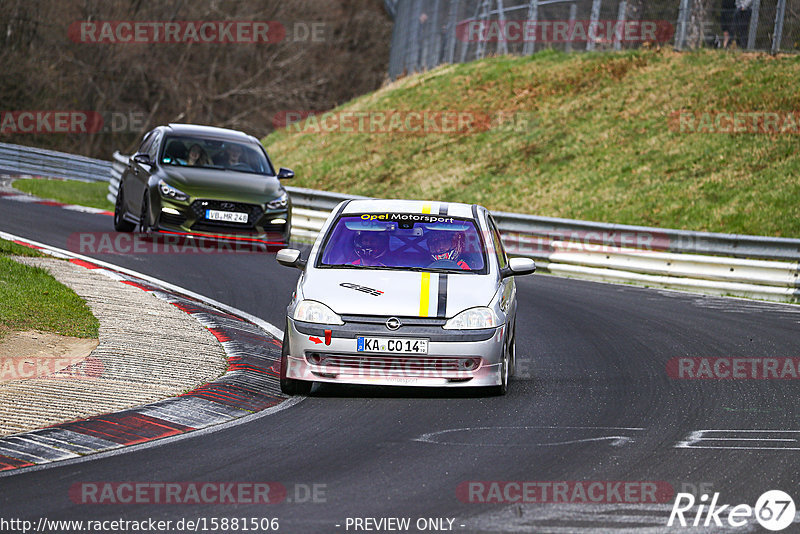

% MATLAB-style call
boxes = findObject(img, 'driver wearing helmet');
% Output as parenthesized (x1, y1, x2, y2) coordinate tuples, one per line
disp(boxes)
(427, 230, 471, 270)
(352, 230, 389, 266)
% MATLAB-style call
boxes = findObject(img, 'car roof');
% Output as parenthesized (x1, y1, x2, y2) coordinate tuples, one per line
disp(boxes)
(163, 123, 259, 144)
(341, 199, 479, 220)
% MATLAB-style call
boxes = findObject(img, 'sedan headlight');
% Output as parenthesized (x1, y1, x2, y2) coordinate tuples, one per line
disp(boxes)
(293, 300, 344, 325)
(158, 180, 189, 201)
(267, 191, 289, 210)
(443, 307, 498, 330)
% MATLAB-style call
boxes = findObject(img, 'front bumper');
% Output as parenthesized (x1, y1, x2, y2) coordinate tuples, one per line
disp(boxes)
(284, 317, 506, 387)
(154, 197, 290, 245)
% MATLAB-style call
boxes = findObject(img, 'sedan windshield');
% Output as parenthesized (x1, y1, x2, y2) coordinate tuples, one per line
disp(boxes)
(160, 136, 273, 175)
(319, 214, 486, 273)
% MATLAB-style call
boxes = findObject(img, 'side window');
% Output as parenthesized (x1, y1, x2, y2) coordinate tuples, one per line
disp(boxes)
(147, 131, 162, 160)
(488, 217, 508, 269)
(137, 131, 155, 155)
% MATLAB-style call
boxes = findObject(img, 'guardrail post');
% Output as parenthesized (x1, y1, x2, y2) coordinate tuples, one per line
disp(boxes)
(771, 0, 787, 54)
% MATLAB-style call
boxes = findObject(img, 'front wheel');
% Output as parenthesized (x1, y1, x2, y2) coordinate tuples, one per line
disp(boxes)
(489, 343, 510, 396)
(279, 329, 313, 395)
(138, 191, 152, 234)
(113, 188, 135, 232)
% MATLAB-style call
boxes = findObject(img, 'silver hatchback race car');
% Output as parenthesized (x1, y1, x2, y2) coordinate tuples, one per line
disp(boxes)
(276, 199, 535, 395)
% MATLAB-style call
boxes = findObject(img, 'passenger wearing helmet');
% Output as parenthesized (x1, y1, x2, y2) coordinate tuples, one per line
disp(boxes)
(352, 230, 389, 266)
(427, 230, 471, 270)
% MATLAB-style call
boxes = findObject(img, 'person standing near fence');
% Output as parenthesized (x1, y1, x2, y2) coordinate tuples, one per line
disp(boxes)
(720, 0, 736, 48)
(733, 0, 754, 48)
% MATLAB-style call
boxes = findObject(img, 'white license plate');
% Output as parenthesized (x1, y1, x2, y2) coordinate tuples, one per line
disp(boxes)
(357, 337, 428, 354)
(205, 209, 248, 223)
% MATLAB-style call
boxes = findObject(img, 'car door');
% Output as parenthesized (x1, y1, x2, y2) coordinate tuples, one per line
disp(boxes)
(127, 129, 162, 218)
(120, 130, 155, 216)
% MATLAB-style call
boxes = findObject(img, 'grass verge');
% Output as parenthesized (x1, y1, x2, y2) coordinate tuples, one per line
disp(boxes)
(0, 238, 99, 341)
(12, 178, 112, 210)
(264, 48, 800, 238)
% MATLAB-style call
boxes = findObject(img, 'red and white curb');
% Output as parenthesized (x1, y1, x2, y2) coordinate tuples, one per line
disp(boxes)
(0, 231, 295, 474)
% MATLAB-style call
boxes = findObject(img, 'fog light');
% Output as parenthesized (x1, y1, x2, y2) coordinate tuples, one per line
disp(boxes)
(162, 207, 180, 215)
(270, 218, 286, 225)
(308, 354, 321, 364)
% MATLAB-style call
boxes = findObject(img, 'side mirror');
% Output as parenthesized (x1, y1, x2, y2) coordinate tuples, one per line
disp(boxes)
(501, 257, 536, 278)
(276, 248, 306, 269)
(277, 167, 295, 180)
(133, 153, 151, 165)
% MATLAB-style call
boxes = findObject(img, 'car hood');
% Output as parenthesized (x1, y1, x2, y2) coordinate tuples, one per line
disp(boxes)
(160, 166, 282, 203)
(301, 268, 498, 319)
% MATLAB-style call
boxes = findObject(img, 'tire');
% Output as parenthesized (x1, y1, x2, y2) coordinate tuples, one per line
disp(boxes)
(508, 319, 517, 378)
(279, 328, 313, 395)
(138, 191, 151, 234)
(113, 187, 135, 232)
(490, 340, 510, 396)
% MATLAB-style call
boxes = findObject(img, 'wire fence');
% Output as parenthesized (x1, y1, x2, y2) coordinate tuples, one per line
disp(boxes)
(387, 0, 800, 78)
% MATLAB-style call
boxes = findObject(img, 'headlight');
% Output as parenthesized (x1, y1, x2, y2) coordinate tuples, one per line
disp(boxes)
(443, 307, 498, 330)
(293, 300, 344, 325)
(158, 180, 189, 201)
(267, 191, 289, 210)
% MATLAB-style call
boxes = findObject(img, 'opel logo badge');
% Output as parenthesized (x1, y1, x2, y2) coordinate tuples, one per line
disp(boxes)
(386, 317, 401, 330)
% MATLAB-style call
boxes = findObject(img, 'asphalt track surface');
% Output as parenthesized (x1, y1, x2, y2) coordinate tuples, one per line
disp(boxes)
(1, 195, 800, 533)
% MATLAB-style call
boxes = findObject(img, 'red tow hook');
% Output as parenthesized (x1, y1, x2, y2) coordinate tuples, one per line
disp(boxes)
(324, 329, 332, 346)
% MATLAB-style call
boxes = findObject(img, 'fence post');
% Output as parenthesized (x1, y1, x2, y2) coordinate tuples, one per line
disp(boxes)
(444, 0, 460, 64)
(523, 0, 539, 55)
(566, 3, 577, 52)
(496, 0, 509, 55)
(675, 0, 691, 51)
(771, 0, 786, 54)
(586, 0, 602, 51)
(613, 0, 627, 50)
(747, 0, 761, 50)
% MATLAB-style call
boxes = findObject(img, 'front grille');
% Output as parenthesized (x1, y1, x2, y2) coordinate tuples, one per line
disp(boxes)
(339, 315, 447, 327)
(188, 223, 263, 236)
(305, 353, 481, 378)
(189, 199, 263, 229)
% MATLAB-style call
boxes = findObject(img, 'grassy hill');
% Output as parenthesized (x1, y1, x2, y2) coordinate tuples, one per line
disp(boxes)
(264, 49, 800, 238)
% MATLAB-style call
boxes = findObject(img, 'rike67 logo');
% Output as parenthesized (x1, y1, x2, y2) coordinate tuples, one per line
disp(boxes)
(668, 490, 796, 531)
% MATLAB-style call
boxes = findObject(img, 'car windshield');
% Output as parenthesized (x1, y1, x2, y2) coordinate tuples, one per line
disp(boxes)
(318, 214, 486, 272)
(160, 136, 273, 175)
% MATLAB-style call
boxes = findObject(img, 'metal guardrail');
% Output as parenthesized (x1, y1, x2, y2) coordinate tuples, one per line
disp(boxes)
(0, 142, 111, 183)
(109, 151, 798, 302)
(3, 144, 797, 303)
